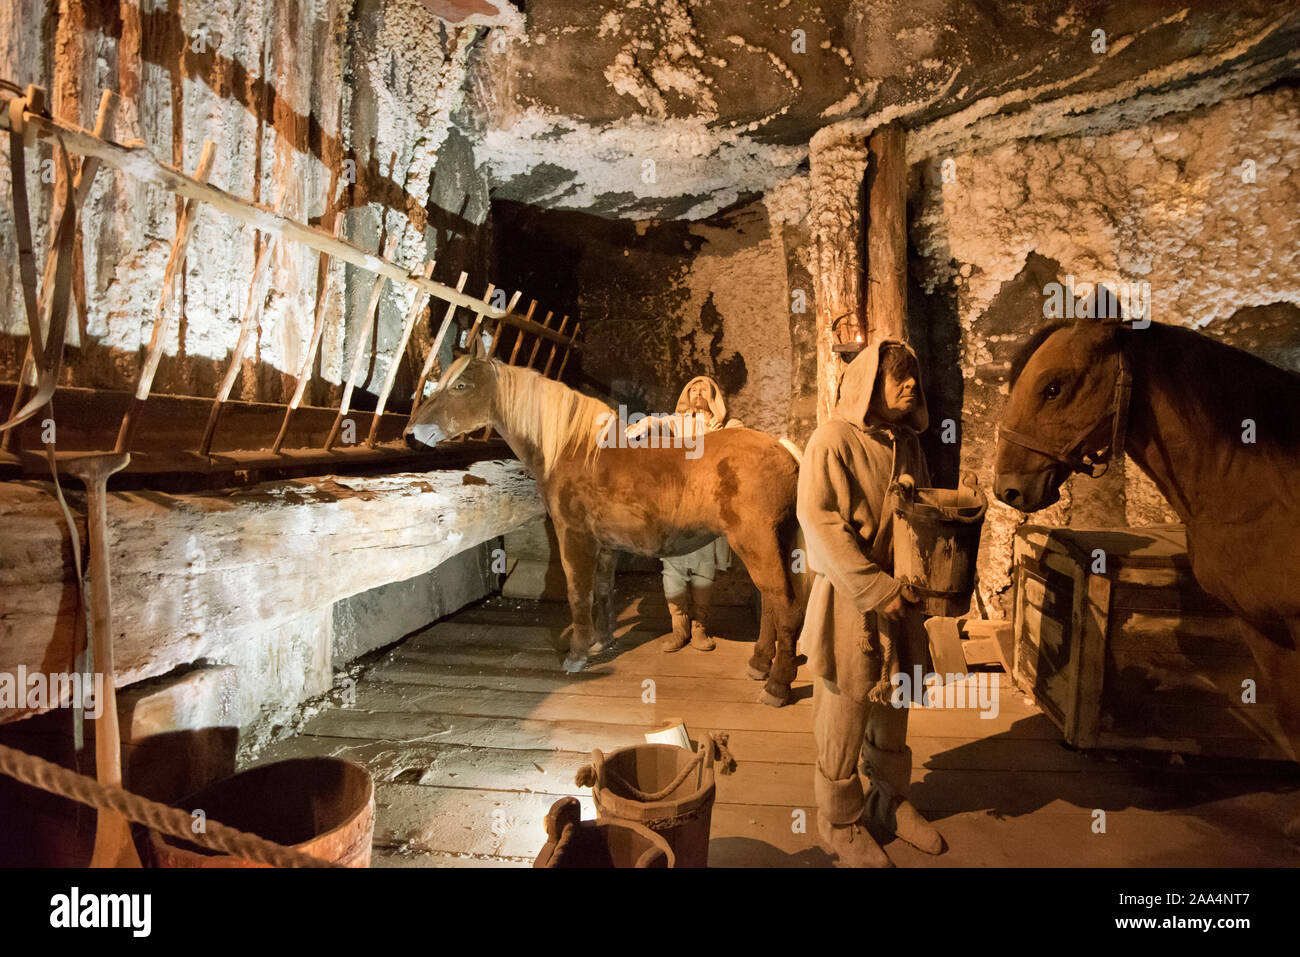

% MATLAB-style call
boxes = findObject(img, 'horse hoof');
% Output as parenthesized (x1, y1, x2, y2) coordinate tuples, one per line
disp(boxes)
(562, 656, 588, 673)
(758, 687, 788, 708)
(590, 637, 616, 656)
(745, 664, 769, 681)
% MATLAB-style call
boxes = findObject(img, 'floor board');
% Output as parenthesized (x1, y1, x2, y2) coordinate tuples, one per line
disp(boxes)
(257, 590, 1300, 867)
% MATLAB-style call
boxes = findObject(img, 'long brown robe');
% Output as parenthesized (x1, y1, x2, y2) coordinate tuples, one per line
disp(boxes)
(796, 339, 931, 704)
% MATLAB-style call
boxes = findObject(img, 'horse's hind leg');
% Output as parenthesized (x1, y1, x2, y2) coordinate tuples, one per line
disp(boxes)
(732, 534, 803, 708)
(556, 525, 601, 673)
(747, 599, 776, 681)
(589, 548, 618, 655)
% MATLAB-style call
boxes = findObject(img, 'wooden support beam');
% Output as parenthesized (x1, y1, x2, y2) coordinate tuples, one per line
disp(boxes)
(809, 132, 870, 425)
(865, 123, 908, 343)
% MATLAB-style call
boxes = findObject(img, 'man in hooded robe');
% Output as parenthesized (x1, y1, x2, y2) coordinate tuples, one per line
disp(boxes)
(797, 339, 946, 867)
(628, 375, 743, 653)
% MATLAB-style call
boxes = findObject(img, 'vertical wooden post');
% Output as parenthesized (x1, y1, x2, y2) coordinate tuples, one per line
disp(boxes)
(865, 123, 908, 344)
(809, 130, 870, 425)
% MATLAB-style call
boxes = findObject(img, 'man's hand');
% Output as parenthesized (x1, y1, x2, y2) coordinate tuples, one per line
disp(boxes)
(878, 584, 920, 620)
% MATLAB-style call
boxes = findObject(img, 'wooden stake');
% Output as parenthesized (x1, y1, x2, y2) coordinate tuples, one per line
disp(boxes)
(199, 226, 279, 455)
(116, 140, 218, 454)
(556, 322, 580, 380)
(409, 271, 469, 413)
(366, 259, 435, 447)
(273, 216, 347, 453)
(2, 91, 117, 452)
(478, 299, 535, 439)
(324, 236, 399, 450)
(523, 311, 554, 369)
(540, 316, 571, 377)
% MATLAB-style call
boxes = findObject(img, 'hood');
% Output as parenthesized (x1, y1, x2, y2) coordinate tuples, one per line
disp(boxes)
(833, 338, 928, 433)
(674, 375, 729, 421)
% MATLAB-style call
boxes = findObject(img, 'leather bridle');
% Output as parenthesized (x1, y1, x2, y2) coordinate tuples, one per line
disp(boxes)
(998, 349, 1132, 479)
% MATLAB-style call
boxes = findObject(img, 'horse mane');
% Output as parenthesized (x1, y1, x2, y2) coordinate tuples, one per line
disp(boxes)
(491, 361, 612, 476)
(1131, 322, 1300, 448)
(1008, 321, 1071, 387)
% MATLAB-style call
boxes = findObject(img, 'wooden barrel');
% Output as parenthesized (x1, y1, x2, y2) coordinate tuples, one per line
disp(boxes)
(147, 757, 374, 868)
(893, 481, 988, 617)
(581, 743, 716, 868)
(533, 797, 674, 868)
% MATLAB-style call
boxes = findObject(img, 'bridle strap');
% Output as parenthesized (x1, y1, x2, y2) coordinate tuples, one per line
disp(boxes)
(999, 350, 1132, 479)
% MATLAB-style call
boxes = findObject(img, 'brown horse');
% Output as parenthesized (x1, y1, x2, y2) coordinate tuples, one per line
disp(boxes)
(405, 342, 806, 707)
(995, 316, 1300, 841)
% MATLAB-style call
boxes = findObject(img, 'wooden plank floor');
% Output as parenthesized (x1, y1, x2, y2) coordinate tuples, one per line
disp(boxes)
(258, 577, 1300, 867)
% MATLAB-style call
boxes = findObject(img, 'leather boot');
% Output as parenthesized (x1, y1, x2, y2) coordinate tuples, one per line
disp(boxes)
(688, 580, 716, 651)
(863, 742, 945, 855)
(660, 592, 691, 653)
(814, 767, 892, 868)
(817, 813, 894, 869)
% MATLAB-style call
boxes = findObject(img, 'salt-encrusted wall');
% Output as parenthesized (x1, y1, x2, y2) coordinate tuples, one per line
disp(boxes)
(911, 84, 1300, 616)
(0, 0, 502, 411)
(491, 192, 816, 441)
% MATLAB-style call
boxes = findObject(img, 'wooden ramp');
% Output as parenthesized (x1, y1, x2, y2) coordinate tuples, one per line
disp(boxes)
(258, 577, 1300, 867)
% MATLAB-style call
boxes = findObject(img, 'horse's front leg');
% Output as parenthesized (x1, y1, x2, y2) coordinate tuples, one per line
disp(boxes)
(589, 548, 618, 655)
(556, 524, 601, 673)
(747, 599, 777, 681)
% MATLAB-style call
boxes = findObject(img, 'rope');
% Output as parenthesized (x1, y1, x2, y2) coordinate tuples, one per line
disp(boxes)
(0, 743, 337, 868)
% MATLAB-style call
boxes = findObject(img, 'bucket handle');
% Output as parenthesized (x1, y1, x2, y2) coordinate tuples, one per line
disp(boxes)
(574, 734, 735, 802)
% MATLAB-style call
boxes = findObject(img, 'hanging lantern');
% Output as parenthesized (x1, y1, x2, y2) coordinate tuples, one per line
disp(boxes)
(831, 310, 866, 355)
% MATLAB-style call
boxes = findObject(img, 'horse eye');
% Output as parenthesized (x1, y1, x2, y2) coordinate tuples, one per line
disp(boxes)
(1043, 381, 1061, 400)
(455, 382, 467, 391)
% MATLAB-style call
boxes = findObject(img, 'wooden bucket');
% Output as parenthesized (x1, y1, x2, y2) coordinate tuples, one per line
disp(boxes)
(147, 757, 374, 868)
(892, 479, 988, 617)
(581, 742, 716, 868)
(534, 797, 674, 868)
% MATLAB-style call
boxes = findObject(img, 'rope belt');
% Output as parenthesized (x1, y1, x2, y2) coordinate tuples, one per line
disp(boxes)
(0, 743, 337, 868)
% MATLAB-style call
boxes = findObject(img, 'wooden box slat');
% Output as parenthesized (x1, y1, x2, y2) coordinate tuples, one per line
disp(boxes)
(1011, 524, 1288, 761)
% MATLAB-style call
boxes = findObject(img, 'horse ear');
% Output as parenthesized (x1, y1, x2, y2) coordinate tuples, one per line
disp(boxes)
(468, 331, 486, 360)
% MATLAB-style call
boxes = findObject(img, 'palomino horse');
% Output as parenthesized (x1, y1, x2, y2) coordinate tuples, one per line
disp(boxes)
(405, 342, 806, 707)
(995, 316, 1300, 841)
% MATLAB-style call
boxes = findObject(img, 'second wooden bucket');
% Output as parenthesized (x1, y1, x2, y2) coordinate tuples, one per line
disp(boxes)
(892, 478, 988, 617)
(578, 742, 716, 868)
(147, 757, 374, 868)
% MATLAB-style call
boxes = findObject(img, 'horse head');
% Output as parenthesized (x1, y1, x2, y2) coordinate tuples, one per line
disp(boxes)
(404, 337, 497, 449)
(995, 318, 1130, 511)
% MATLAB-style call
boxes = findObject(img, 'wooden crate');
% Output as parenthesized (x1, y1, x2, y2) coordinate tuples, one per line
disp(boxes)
(1011, 524, 1288, 760)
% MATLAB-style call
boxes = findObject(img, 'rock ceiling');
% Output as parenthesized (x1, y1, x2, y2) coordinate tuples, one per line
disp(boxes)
(444, 0, 1300, 219)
